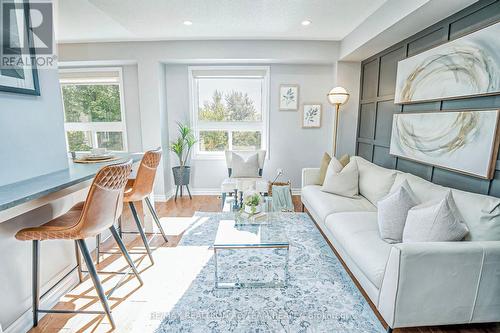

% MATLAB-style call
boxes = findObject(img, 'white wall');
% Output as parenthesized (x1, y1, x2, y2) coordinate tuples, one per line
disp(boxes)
(122, 65, 143, 152)
(0, 69, 68, 185)
(166, 64, 335, 192)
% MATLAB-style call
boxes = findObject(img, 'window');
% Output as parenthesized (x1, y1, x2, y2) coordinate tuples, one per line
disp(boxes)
(189, 66, 269, 158)
(59, 68, 128, 152)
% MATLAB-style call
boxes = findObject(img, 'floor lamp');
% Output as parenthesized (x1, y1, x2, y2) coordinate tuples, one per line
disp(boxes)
(327, 86, 350, 157)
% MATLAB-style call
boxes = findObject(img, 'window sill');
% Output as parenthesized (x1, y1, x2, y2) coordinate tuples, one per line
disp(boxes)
(192, 154, 226, 161)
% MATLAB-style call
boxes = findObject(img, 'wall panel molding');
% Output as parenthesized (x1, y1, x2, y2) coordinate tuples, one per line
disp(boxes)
(356, 0, 500, 197)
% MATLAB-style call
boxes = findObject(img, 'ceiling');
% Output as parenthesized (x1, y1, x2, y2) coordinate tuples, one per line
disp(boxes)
(55, 0, 389, 43)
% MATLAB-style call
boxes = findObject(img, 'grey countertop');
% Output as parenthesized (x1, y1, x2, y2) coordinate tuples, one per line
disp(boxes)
(0, 153, 143, 212)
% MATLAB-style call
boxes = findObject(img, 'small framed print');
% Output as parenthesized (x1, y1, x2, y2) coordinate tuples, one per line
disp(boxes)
(279, 84, 299, 111)
(302, 103, 322, 128)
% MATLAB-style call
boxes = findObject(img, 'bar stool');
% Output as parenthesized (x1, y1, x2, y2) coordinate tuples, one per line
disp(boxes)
(15, 160, 142, 329)
(96, 148, 168, 265)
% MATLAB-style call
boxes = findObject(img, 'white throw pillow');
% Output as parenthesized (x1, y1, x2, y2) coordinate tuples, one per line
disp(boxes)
(355, 157, 397, 205)
(403, 191, 469, 243)
(326, 156, 344, 175)
(377, 180, 418, 243)
(231, 153, 259, 178)
(321, 160, 359, 198)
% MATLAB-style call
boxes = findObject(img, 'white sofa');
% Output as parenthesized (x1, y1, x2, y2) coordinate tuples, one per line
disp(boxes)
(301, 156, 500, 331)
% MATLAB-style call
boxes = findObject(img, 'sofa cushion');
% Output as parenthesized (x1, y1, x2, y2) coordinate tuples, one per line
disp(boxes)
(378, 180, 418, 243)
(403, 191, 469, 242)
(322, 160, 359, 198)
(231, 152, 259, 177)
(302, 185, 376, 221)
(325, 212, 392, 288)
(317, 152, 332, 185)
(320, 155, 343, 186)
(353, 157, 397, 205)
(392, 173, 500, 241)
(391, 173, 447, 203)
(339, 154, 350, 167)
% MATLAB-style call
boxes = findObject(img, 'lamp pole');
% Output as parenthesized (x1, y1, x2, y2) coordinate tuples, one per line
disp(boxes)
(333, 103, 340, 157)
(327, 87, 349, 158)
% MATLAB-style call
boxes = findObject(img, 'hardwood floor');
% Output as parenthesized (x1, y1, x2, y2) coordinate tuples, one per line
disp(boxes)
(29, 195, 499, 333)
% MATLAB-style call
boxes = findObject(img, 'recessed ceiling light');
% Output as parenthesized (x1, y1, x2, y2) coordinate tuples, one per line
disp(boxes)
(301, 20, 312, 26)
(183, 20, 193, 26)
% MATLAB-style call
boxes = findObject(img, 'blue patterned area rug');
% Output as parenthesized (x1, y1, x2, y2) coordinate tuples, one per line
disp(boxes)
(156, 212, 385, 333)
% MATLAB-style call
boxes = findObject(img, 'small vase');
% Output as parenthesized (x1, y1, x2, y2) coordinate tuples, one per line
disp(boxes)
(244, 204, 261, 215)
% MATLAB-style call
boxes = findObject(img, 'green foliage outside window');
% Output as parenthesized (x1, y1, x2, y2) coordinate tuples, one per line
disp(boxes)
(62, 85, 121, 123)
(199, 90, 260, 122)
(97, 132, 124, 151)
(198, 90, 262, 151)
(67, 131, 92, 151)
(232, 131, 261, 150)
(200, 131, 228, 151)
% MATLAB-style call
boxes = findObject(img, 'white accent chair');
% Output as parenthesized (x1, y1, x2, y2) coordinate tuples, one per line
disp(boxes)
(301, 156, 500, 332)
(221, 150, 268, 207)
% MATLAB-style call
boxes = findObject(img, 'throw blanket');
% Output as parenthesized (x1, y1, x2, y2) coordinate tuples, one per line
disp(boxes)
(271, 185, 294, 212)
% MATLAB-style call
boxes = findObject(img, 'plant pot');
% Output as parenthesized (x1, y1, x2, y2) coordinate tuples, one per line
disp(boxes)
(172, 166, 191, 186)
(244, 204, 261, 215)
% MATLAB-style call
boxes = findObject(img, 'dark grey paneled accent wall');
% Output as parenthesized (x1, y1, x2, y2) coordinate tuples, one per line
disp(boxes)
(356, 0, 500, 197)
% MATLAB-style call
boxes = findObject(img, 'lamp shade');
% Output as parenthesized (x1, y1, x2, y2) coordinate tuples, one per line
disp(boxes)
(327, 86, 350, 106)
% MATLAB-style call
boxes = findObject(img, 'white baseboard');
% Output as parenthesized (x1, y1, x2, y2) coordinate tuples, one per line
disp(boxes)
(5, 270, 79, 333)
(189, 188, 222, 195)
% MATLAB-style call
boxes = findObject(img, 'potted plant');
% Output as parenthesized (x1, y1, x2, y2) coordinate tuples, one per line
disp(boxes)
(243, 190, 263, 215)
(170, 122, 196, 192)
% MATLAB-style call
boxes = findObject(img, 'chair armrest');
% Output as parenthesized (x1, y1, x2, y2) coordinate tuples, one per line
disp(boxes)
(302, 168, 320, 187)
(378, 241, 500, 328)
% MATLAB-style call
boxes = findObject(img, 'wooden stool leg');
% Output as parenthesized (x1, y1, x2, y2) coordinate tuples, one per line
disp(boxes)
(74, 240, 83, 283)
(129, 202, 155, 265)
(95, 234, 101, 264)
(32, 240, 40, 327)
(77, 239, 115, 329)
(144, 197, 169, 243)
(109, 226, 144, 285)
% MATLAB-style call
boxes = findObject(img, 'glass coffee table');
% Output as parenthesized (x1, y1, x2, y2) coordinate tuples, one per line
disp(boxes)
(213, 219, 289, 288)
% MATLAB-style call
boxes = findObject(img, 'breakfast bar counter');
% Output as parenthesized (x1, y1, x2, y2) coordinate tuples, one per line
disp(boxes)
(0, 152, 143, 222)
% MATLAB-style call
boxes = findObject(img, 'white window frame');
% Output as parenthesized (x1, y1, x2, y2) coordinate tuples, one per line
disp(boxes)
(188, 65, 270, 160)
(59, 67, 129, 152)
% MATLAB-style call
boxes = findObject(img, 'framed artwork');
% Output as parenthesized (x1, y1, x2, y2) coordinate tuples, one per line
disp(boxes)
(302, 103, 322, 128)
(279, 84, 299, 111)
(0, 0, 40, 95)
(394, 21, 500, 104)
(389, 110, 500, 179)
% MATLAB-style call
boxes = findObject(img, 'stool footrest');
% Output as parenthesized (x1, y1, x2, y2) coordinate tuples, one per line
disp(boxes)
(38, 309, 106, 315)
(81, 269, 137, 275)
(121, 231, 166, 236)
(98, 250, 155, 255)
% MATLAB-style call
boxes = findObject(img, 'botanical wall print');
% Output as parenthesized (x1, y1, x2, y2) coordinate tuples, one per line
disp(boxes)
(302, 103, 322, 128)
(279, 84, 299, 111)
(389, 110, 500, 179)
(394, 22, 500, 104)
(0, 0, 40, 95)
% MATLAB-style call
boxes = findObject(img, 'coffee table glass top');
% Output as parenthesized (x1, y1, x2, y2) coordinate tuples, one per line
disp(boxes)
(214, 220, 289, 248)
